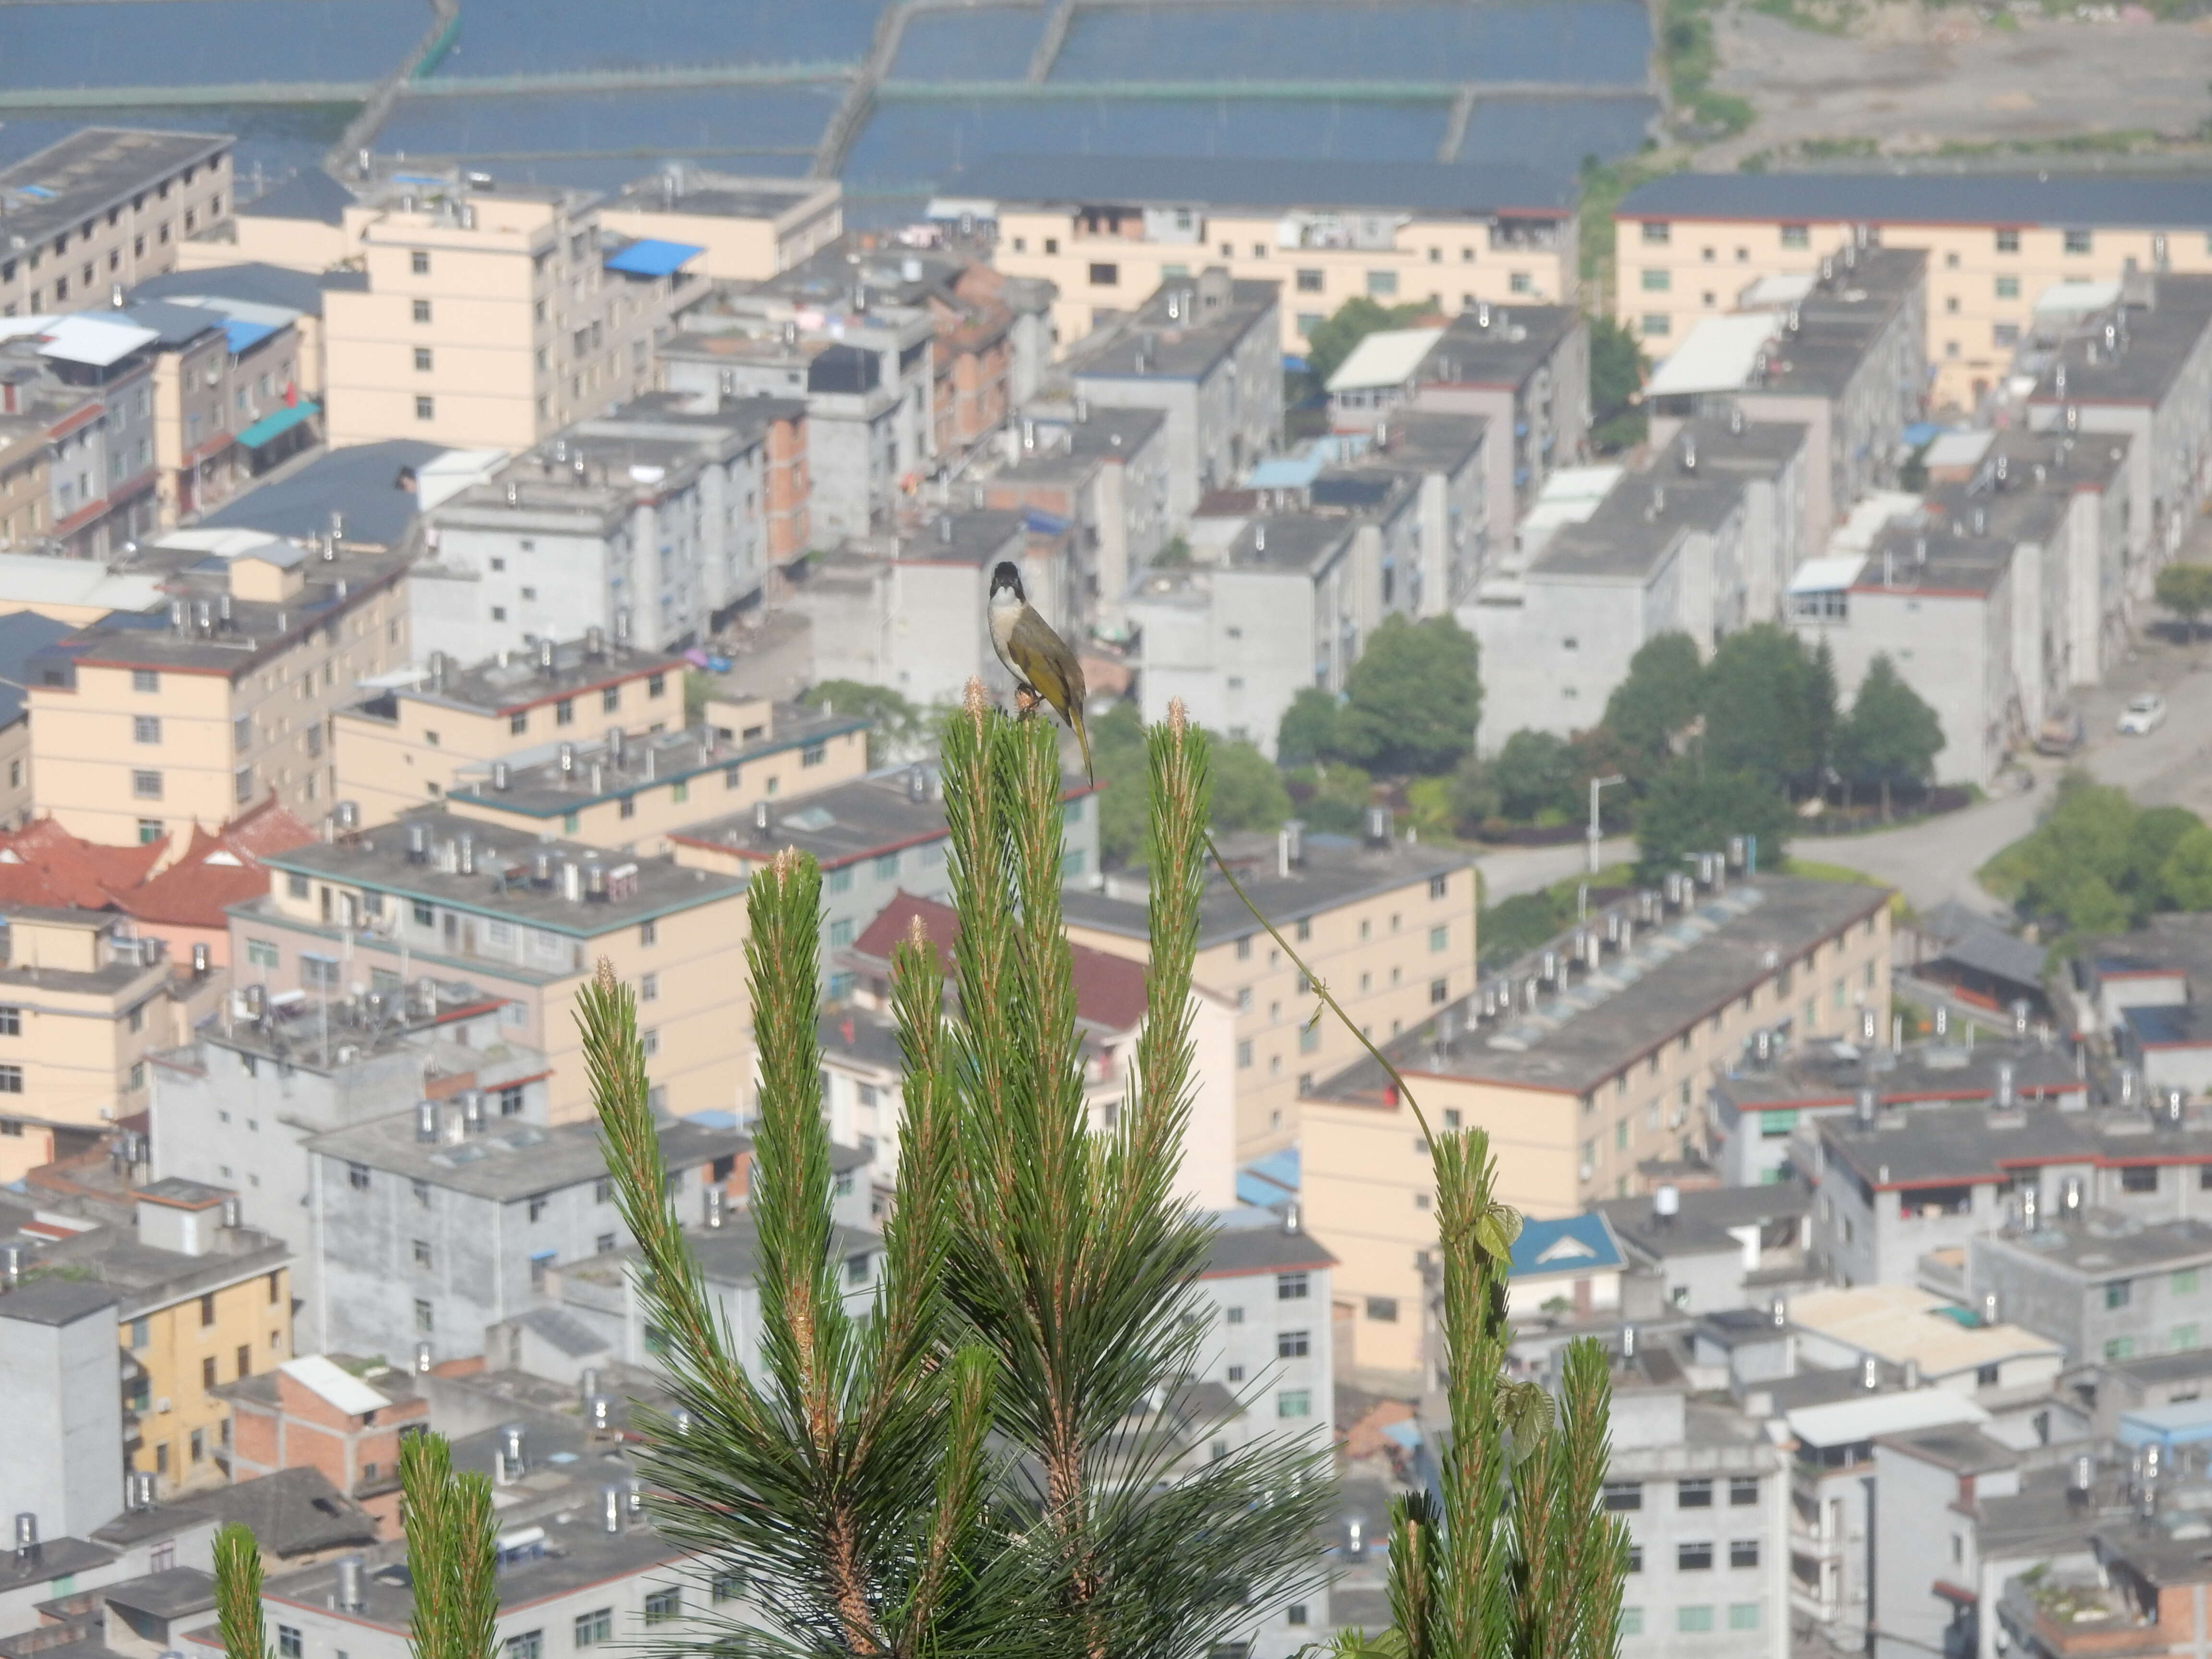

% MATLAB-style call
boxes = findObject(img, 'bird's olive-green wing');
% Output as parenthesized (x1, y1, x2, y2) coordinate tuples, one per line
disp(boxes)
(1008, 607, 1085, 716)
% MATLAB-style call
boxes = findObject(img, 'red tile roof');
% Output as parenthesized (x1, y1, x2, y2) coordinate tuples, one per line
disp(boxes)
(0, 800, 313, 927)
(0, 817, 169, 908)
(851, 891, 1151, 1034)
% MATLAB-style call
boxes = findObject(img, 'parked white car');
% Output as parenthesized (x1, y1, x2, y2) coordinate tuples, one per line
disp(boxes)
(2118, 694, 2168, 736)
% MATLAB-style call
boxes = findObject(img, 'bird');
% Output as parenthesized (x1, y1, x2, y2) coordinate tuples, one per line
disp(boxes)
(987, 560, 1092, 783)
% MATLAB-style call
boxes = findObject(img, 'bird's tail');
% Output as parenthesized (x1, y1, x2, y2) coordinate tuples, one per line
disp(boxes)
(1072, 708, 1094, 785)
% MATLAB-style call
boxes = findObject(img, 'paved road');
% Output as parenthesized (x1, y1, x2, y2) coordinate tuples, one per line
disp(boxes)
(1472, 634, 2212, 913)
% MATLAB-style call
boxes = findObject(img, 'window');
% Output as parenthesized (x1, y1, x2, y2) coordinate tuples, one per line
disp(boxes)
(2177, 1324, 2201, 1351)
(2064, 228, 2092, 254)
(412, 900, 434, 926)
(411, 250, 431, 275)
(414, 1298, 434, 1334)
(1729, 1476, 1759, 1505)
(1287, 1605, 1309, 1628)
(278, 1629, 302, 1659)
(412, 1238, 433, 1268)
(1678, 1542, 1713, 1570)
(1626, 1545, 1644, 1573)
(1296, 268, 1324, 292)
(2106, 1337, 2135, 1361)
(1602, 1482, 1642, 1511)
(1731, 1539, 1759, 1568)
(203, 1356, 217, 1389)
(1640, 268, 1671, 291)
(644, 1589, 682, 1625)
(133, 715, 160, 744)
(2107, 1280, 2133, 1309)
(1780, 224, 1809, 248)
(574, 1613, 613, 1648)
(415, 396, 435, 421)
(1277, 1330, 1310, 1358)
(1996, 228, 2020, 252)
(505, 1635, 541, 1659)
(528, 1194, 550, 1223)
(1236, 1039, 1253, 1068)
(641, 972, 659, 1001)
(412, 299, 432, 323)
(1277, 1389, 1312, 1418)
(346, 1162, 372, 1192)
(1728, 1604, 1761, 1630)
(414, 347, 433, 372)
(1641, 221, 1670, 244)
(1621, 1609, 1643, 1637)
(200, 1292, 217, 1326)
(1994, 275, 2020, 300)
(132, 769, 163, 800)
(1366, 1296, 1398, 1322)
(2123, 1166, 2160, 1193)
(1277, 1271, 1309, 1300)
(712, 1572, 744, 1605)
(1367, 270, 1398, 297)
(0, 1007, 16, 1036)
(1640, 313, 1671, 338)
(132, 669, 159, 693)
(1678, 1478, 1713, 1508)
(1088, 263, 1118, 287)
(1993, 322, 2020, 348)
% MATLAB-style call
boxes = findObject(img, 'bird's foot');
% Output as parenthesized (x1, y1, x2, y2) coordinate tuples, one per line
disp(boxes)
(1013, 685, 1043, 720)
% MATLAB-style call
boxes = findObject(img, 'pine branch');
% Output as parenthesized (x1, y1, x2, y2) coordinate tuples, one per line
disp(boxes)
(1557, 1340, 1630, 1659)
(401, 1431, 497, 1659)
(213, 1523, 268, 1659)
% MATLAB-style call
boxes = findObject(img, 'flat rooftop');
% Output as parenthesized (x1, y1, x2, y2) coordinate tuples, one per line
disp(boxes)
(995, 406, 1169, 484)
(2032, 275, 2212, 408)
(1069, 276, 1279, 382)
(1420, 303, 1581, 389)
(388, 637, 687, 719)
(1531, 419, 1804, 583)
(1747, 246, 1926, 399)
(304, 1111, 741, 1202)
(1814, 1099, 2212, 1190)
(1714, 1035, 2081, 1116)
(0, 128, 229, 248)
(1978, 1215, 2212, 1280)
(1220, 512, 1360, 576)
(670, 767, 1094, 870)
(954, 154, 1572, 218)
(1600, 1183, 1809, 1261)
(898, 507, 1029, 567)
(1620, 169, 2212, 231)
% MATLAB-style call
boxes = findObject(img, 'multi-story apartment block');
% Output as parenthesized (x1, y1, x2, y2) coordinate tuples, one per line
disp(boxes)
(1, 312, 162, 557)
(332, 634, 691, 826)
(965, 155, 1576, 354)
(220, 1356, 432, 1537)
(239, 811, 751, 1123)
(120, 299, 314, 524)
(1968, 1218, 2212, 1369)
(151, 982, 551, 1350)
(309, 180, 703, 450)
(1410, 302, 1589, 526)
(1065, 824, 1473, 1166)
(595, 169, 843, 282)
(129, 260, 335, 402)
(303, 1104, 742, 1365)
(671, 766, 1101, 985)
(0, 901, 181, 1183)
(1066, 269, 1283, 526)
(0, 1274, 124, 1546)
(1306, 866, 1888, 1382)
(985, 403, 1171, 633)
(1616, 171, 2212, 410)
(24, 534, 411, 842)
(419, 396, 809, 658)
(0, 129, 233, 320)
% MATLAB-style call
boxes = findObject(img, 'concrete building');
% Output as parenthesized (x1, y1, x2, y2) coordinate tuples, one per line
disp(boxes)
(670, 766, 1102, 986)
(0, 1276, 124, 1546)
(2026, 274, 2212, 577)
(1967, 1218, 2212, 1368)
(115, 298, 312, 526)
(220, 1353, 429, 1537)
(0, 129, 234, 321)
(24, 532, 411, 841)
(1305, 868, 1889, 1383)
(1066, 269, 1283, 526)
(1606, 1365, 1789, 1659)
(238, 810, 752, 1124)
(1616, 170, 2212, 409)
(960, 155, 1576, 355)
(1996, 1510, 2212, 1659)
(984, 403, 1171, 635)
(0, 311, 162, 558)
(418, 396, 810, 659)
(1787, 1284, 2065, 1403)
(1410, 302, 1590, 528)
(594, 170, 842, 283)
(1597, 1185, 1814, 1317)
(127, 260, 338, 405)
(1065, 826, 1473, 1165)
(182, 171, 354, 280)
(1467, 417, 1810, 751)
(304, 1104, 741, 1366)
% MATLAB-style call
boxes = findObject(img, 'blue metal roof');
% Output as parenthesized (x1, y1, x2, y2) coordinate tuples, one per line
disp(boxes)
(2120, 1401, 2212, 1449)
(2125, 1004, 2212, 1047)
(1235, 1145, 1300, 1207)
(1507, 1212, 1623, 1279)
(224, 319, 280, 355)
(604, 238, 703, 278)
(1620, 170, 2212, 231)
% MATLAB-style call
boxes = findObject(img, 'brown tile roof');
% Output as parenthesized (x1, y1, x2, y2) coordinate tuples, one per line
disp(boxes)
(851, 891, 1152, 1034)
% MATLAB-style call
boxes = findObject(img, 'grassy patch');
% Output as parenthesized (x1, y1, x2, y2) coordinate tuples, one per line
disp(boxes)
(1780, 856, 1879, 885)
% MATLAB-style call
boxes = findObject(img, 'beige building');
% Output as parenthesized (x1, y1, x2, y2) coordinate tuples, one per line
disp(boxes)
(957, 155, 1576, 355)
(0, 128, 233, 320)
(1061, 827, 1476, 1158)
(25, 532, 412, 844)
(0, 902, 180, 1184)
(333, 633, 691, 826)
(1304, 869, 1892, 1386)
(238, 810, 753, 1123)
(0, 421, 51, 549)
(596, 170, 844, 282)
(1615, 172, 2212, 410)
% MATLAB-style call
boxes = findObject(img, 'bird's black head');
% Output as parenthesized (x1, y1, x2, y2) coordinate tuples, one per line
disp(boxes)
(990, 560, 1025, 602)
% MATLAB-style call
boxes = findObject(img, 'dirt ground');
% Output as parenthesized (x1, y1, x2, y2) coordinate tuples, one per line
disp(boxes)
(1699, 3, 2212, 167)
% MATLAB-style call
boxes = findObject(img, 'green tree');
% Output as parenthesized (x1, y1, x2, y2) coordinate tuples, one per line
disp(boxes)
(1488, 730, 1581, 823)
(1286, 760, 1375, 835)
(2160, 823, 2212, 910)
(1588, 315, 1648, 453)
(1335, 614, 1482, 776)
(1304, 296, 1431, 388)
(1703, 625, 1833, 793)
(1978, 772, 2190, 932)
(2127, 805, 2203, 909)
(803, 679, 926, 767)
(1601, 632, 1703, 763)
(1211, 737, 1292, 833)
(1836, 654, 1943, 817)
(1277, 687, 1344, 766)
(2155, 563, 2212, 641)
(1634, 762, 1795, 878)
(1090, 701, 1150, 869)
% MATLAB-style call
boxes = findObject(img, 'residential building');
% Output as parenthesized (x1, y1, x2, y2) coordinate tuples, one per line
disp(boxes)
(1503, 1211, 1628, 1325)
(1466, 416, 1810, 751)
(0, 1487, 227, 1645)
(1304, 867, 1888, 1383)
(220, 1355, 430, 1537)
(670, 766, 1102, 984)
(437, 694, 870, 856)
(595, 169, 843, 282)
(962, 155, 1576, 354)
(316, 180, 704, 450)
(0, 129, 234, 321)
(787, 509, 1081, 706)
(1967, 1217, 2212, 1367)
(196, 438, 493, 551)
(0, 1276, 124, 1545)
(2026, 273, 2212, 573)
(0, 612, 73, 824)
(984, 403, 1171, 634)
(238, 811, 752, 1123)
(1710, 1033, 2087, 1189)
(0, 312, 162, 557)
(332, 634, 692, 826)
(1597, 1185, 1814, 1317)
(111, 301, 257, 526)
(1787, 1284, 2065, 1403)
(128, 260, 341, 402)
(23, 532, 412, 842)
(819, 890, 1237, 1210)
(1605, 1366, 1789, 1659)
(419, 396, 809, 658)
(1132, 409, 1488, 753)
(1065, 269, 1283, 526)
(0, 901, 182, 1183)
(182, 170, 355, 280)
(302, 1106, 741, 1368)
(1615, 170, 2212, 409)
(1409, 301, 1591, 526)
(1997, 1511, 2212, 1659)
(150, 982, 550, 1350)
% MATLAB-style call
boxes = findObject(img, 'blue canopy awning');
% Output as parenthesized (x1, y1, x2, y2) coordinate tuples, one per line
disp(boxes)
(236, 400, 319, 449)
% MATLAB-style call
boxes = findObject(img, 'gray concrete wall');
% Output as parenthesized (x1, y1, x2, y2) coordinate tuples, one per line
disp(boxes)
(0, 1292, 121, 1543)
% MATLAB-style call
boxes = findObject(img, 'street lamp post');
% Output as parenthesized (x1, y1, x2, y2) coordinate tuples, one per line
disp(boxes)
(1587, 773, 1626, 875)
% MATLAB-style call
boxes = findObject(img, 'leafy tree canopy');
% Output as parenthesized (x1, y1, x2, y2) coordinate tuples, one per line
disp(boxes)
(2155, 563, 2212, 638)
(1602, 632, 1703, 763)
(1333, 613, 1482, 777)
(803, 679, 926, 766)
(1836, 654, 1944, 789)
(1981, 772, 2211, 933)
(1634, 762, 1795, 878)
(1276, 687, 1343, 767)
(1702, 624, 1835, 790)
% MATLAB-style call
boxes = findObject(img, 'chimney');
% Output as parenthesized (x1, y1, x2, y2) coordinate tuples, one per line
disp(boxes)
(12, 1515, 36, 1565)
(492, 760, 510, 791)
(1995, 1062, 2015, 1109)
(1981, 1291, 2001, 1328)
(1619, 1324, 1637, 1361)
(497, 1423, 527, 1484)
(1654, 1184, 1680, 1225)
(704, 1185, 727, 1228)
(333, 1556, 365, 1613)
(1854, 1087, 1876, 1130)
(1902, 1358, 1922, 1390)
